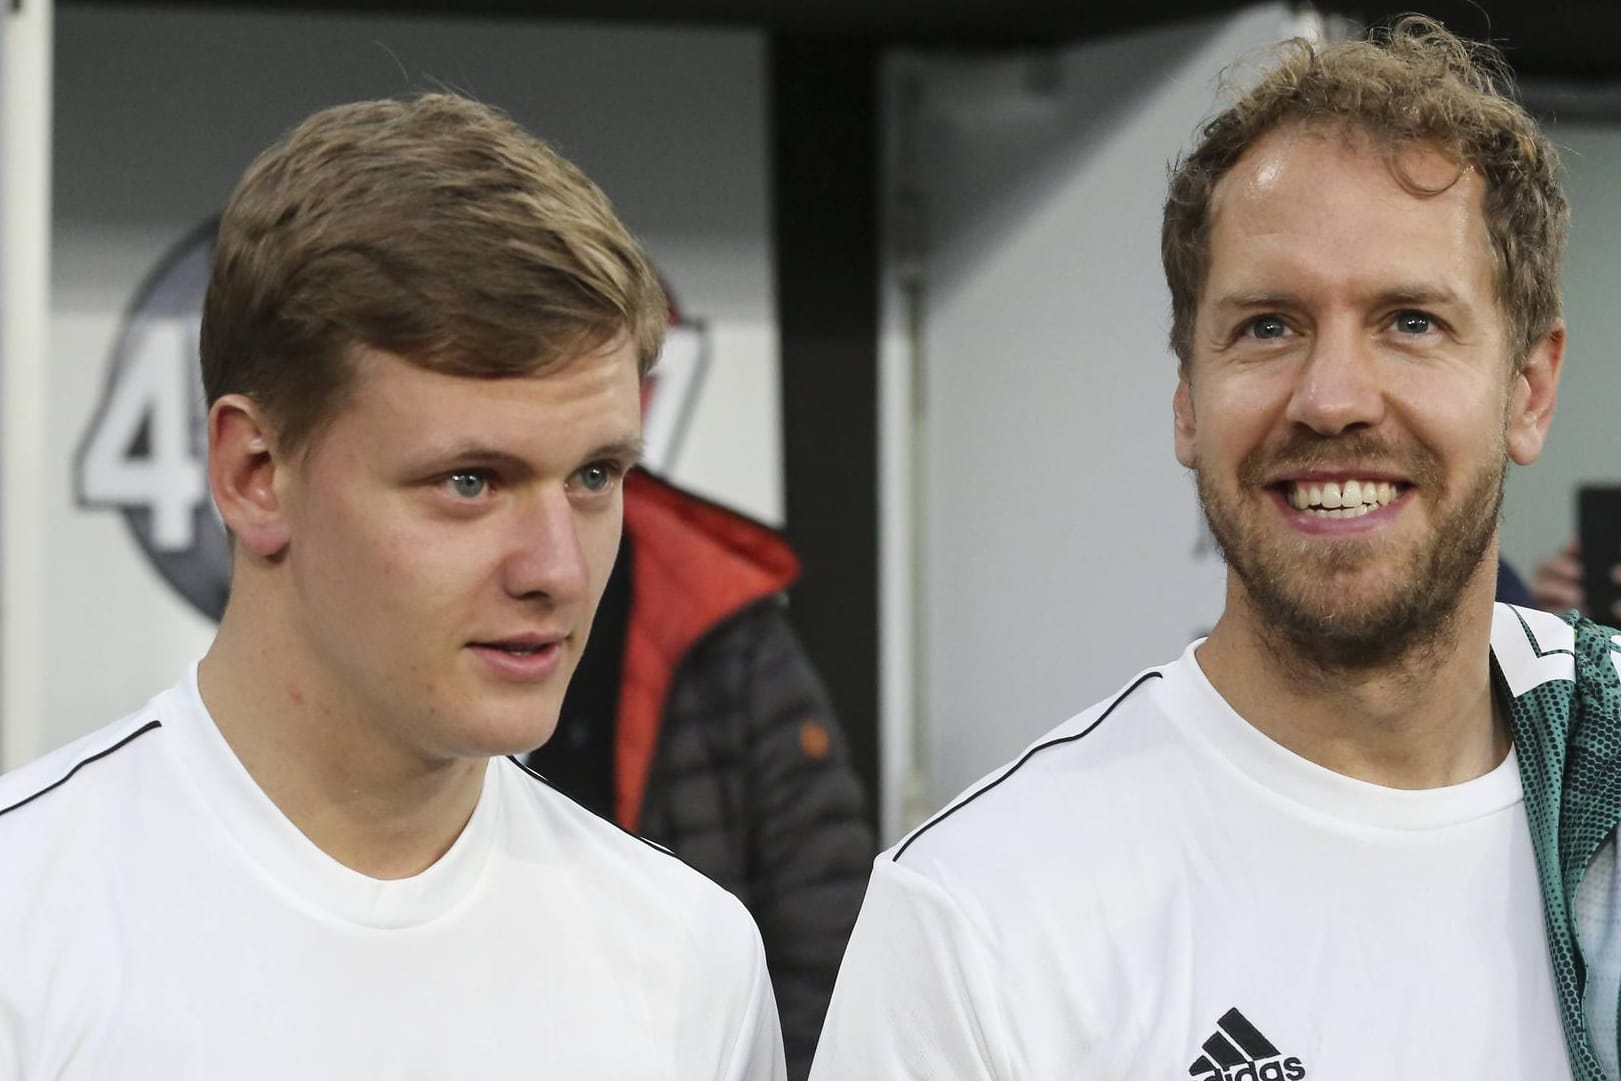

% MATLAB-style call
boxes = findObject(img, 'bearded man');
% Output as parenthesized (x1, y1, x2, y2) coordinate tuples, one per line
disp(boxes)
(812, 18, 1621, 1081)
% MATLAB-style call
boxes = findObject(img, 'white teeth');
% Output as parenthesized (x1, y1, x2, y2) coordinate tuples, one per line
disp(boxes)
(1287, 479, 1396, 515)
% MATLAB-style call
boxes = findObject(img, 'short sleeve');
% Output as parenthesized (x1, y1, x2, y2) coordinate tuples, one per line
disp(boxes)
(808, 857, 1006, 1081)
(724, 925, 788, 1081)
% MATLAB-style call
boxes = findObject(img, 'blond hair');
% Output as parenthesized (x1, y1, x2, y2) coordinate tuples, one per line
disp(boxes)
(202, 93, 666, 452)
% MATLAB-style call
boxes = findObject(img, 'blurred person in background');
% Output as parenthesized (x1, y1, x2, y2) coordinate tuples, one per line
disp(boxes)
(528, 465, 874, 1081)
(1532, 537, 1621, 622)
(813, 18, 1621, 1080)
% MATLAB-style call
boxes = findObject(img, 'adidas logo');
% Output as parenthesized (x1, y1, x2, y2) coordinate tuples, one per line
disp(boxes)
(1186, 1007, 1305, 1081)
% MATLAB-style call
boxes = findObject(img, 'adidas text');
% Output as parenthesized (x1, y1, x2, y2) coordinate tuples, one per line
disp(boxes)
(1192, 1059, 1305, 1081)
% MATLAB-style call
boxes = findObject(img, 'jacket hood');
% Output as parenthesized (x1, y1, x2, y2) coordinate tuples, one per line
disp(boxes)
(614, 468, 801, 827)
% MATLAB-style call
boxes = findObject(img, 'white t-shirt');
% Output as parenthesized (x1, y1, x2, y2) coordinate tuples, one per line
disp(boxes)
(0, 668, 784, 1081)
(812, 607, 1568, 1080)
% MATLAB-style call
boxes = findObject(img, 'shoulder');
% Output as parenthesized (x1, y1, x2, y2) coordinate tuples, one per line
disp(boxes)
(0, 705, 171, 957)
(658, 600, 829, 766)
(667, 600, 787, 699)
(676, 600, 830, 725)
(0, 707, 167, 837)
(696, 595, 792, 653)
(889, 666, 1171, 882)
(496, 756, 762, 939)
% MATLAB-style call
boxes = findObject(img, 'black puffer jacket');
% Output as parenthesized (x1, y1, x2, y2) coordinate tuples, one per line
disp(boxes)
(615, 471, 874, 1080)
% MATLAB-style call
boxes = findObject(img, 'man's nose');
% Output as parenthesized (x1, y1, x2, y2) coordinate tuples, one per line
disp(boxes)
(502, 489, 591, 605)
(1283, 323, 1387, 436)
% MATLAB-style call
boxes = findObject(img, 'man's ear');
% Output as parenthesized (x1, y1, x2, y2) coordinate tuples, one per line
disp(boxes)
(208, 395, 291, 559)
(1173, 371, 1198, 469)
(1507, 322, 1565, 467)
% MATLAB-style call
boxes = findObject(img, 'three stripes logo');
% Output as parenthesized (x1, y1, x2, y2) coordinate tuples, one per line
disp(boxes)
(1186, 1007, 1305, 1081)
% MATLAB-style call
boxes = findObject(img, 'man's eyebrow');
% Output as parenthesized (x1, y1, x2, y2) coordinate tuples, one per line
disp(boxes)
(1372, 286, 1465, 308)
(403, 434, 644, 475)
(587, 437, 646, 465)
(409, 444, 533, 473)
(1208, 291, 1300, 312)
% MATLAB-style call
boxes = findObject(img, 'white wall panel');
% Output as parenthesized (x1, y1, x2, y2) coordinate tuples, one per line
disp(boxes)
(898, 6, 1298, 810)
(1500, 121, 1621, 580)
(1, 0, 52, 770)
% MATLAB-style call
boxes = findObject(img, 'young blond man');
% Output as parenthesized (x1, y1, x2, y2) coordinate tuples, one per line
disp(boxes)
(0, 95, 783, 1080)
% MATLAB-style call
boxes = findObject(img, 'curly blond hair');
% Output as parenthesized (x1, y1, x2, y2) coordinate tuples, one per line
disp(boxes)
(1162, 16, 1566, 368)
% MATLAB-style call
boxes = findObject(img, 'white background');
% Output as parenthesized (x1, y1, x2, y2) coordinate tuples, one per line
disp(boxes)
(891, 6, 1284, 810)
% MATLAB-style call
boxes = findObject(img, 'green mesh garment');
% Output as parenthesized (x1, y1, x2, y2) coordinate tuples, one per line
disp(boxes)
(1506, 610, 1621, 1081)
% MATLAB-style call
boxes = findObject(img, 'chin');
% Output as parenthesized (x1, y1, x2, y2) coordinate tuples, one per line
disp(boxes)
(1261, 577, 1463, 672)
(443, 706, 563, 761)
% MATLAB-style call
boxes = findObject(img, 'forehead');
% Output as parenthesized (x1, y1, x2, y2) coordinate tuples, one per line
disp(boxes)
(307, 342, 643, 469)
(1203, 125, 1495, 302)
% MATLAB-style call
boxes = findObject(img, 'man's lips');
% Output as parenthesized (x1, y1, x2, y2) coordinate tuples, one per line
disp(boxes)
(467, 636, 569, 680)
(468, 634, 566, 654)
(1263, 475, 1411, 531)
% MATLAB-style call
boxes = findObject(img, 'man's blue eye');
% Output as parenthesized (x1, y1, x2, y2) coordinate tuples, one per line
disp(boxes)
(1395, 311, 1433, 334)
(449, 472, 486, 498)
(1248, 317, 1288, 340)
(577, 464, 613, 493)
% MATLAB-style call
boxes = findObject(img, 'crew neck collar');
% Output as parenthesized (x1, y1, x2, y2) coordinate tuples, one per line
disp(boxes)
(158, 664, 500, 928)
(1157, 640, 1522, 831)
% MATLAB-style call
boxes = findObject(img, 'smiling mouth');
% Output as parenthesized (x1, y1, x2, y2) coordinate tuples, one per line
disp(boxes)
(1280, 478, 1407, 519)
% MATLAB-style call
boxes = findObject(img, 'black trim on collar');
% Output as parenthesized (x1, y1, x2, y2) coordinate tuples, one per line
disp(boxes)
(505, 754, 681, 861)
(894, 670, 1164, 862)
(0, 719, 163, 820)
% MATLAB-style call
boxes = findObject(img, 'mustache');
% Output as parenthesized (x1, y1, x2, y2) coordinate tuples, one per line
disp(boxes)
(1235, 430, 1442, 488)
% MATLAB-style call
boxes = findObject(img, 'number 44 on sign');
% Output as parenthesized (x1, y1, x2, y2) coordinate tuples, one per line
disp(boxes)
(77, 316, 209, 553)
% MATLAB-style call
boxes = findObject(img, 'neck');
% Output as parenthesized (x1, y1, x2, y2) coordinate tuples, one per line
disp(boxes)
(1196, 564, 1508, 789)
(198, 573, 484, 879)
